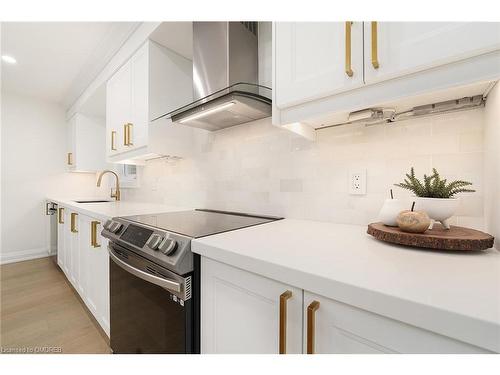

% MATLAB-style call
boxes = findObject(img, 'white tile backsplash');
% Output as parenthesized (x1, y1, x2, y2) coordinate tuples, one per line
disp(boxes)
(125, 108, 485, 228)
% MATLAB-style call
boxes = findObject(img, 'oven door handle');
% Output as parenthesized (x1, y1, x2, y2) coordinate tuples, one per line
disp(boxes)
(108, 247, 182, 293)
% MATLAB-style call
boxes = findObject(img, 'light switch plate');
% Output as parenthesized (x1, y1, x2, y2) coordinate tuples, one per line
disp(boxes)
(349, 168, 367, 195)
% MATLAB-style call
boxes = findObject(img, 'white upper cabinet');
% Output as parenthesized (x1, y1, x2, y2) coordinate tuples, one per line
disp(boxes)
(273, 22, 500, 132)
(106, 40, 196, 164)
(364, 22, 500, 84)
(66, 113, 107, 172)
(106, 62, 131, 156)
(275, 22, 364, 109)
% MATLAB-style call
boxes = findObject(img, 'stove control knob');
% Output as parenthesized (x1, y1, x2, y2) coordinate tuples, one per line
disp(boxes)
(158, 238, 178, 256)
(103, 220, 113, 231)
(146, 234, 163, 250)
(109, 221, 123, 233)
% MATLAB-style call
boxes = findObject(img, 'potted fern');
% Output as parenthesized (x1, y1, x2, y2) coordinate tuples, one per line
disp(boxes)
(394, 167, 475, 229)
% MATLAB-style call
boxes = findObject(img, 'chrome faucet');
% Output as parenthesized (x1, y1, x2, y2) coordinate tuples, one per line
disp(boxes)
(97, 170, 121, 201)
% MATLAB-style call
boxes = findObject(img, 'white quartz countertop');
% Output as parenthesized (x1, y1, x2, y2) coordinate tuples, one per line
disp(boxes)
(47, 197, 189, 221)
(192, 219, 500, 352)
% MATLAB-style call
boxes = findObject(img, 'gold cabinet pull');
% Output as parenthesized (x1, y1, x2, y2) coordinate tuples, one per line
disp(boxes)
(67, 152, 73, 165)
(123, 123, 133, 146)
(306, 300, 320, 354)
(123, 123, 128, 146)
(70, 212, 78, 233)
(111, 130, 117, 151)
(279, 290, 292, 354)
(371, 21, 380, 69)
(91, 221, 101, 248)
(58, 208, 65, 224)
(345, 21, 354, 77)
(127, 123, 133, 146)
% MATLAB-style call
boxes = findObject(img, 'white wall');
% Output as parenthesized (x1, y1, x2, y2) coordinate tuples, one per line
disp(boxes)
(125, 108, 486, 229)
(1, 91, 99, 263)
(484, 83, 500, 249)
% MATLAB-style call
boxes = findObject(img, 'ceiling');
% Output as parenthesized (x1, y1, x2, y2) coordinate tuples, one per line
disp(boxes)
(1, 22, 139, 108)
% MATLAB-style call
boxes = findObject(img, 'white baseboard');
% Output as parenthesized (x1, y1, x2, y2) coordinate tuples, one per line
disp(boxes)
(0, 247, 51, 265)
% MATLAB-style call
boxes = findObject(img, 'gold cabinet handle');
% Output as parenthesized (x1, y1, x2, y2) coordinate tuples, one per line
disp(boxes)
(279, 290, 292, 354)
(124, 123, 133, 146)
(91, 221, 101, 248)
(111, 130, 117, 151)
(123, 123, 128, 146)
(127, 123, 133, 146)
(67, 152, 73, 165)
(371, 21, 380, 69)
(58, 208, 64, 224)
(345, 21, 353, 77)
(306, 300, 320, 354)
(70, 212, 78, 233)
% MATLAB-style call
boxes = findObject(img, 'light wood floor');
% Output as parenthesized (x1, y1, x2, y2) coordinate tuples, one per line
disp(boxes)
(0, 257, 110, 354)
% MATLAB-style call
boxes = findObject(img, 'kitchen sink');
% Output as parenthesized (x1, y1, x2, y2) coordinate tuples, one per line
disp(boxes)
(74, 200, 113, 203)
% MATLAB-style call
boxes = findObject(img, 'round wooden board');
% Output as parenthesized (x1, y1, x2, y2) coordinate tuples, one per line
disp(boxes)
(367, 222, 495, 251)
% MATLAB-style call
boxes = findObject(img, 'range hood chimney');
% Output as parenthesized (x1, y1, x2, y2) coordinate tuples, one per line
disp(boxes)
(155, 22, 272, 131)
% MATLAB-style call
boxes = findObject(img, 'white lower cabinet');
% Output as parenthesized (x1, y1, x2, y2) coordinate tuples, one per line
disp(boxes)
(56, 207, 67, 270)
(57, 210, 110, 337)
(201, 257, 490, 354)
(201, 257, 303, 354)
(303, 292, 488, 354)
(79, 215, 110, 336)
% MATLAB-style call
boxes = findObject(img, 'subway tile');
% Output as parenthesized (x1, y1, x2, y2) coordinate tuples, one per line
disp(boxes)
(280, 179, 303, 193)
(130, 110, 486, 226)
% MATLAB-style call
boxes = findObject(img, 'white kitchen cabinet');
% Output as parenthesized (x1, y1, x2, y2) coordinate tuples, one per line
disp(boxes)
(275, 22, 364, 109)
(56, 209, 110, 337)
(303, 292, 489, 354)
(67, 211, 80, 291)
(273, 22, 500, 133)
(364, 22, 500, 85)
(199, 257, 491, 353)
(66, 113, 107, 172)
(79, 215, 110, 336)
(56, 206, 67, 270)
(106, 40, 196, 164)
(62, 209, 72, 277)
(201, 257, 303, 354)
(106, 63, 131, 156)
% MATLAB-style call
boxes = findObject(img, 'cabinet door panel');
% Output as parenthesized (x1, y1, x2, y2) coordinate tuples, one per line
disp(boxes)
(275, 22, 364, 109)
(67, 116, 76, 170)
(304, 292, 488, 354)
(364, 22, 500, 84)
(56, 208, 66, 269)
(130, 43, 149, 150)
(86, 217, 110, 336)
(68, 212, 80, 290)
(201, 257, 302, 353)
(63, 210, 72, 277)
(106, 61, 131, 156)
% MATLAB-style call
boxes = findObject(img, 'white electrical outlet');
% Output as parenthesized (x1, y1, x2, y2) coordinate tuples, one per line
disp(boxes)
(349, 169, 367, 195)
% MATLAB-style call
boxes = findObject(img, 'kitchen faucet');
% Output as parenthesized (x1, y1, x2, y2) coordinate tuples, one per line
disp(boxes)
(96, 170, 121, 201)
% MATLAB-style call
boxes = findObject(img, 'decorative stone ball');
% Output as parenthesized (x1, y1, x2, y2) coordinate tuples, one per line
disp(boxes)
(396, 210, 431, 233)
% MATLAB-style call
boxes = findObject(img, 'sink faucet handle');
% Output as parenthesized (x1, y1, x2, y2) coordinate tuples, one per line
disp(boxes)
(110, 188, 121, 201)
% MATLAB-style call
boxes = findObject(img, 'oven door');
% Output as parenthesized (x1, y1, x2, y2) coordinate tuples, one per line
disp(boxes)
(108, 242, 194, 354)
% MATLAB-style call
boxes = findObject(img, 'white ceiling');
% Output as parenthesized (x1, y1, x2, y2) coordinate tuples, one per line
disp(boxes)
(1, 22, 139, 108)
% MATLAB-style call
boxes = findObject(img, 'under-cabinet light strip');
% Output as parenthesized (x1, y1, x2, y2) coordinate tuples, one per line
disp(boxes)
(179, 102, 235, 124)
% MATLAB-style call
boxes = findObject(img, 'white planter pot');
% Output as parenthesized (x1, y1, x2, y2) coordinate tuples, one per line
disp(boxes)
(413, 197, 459, 229)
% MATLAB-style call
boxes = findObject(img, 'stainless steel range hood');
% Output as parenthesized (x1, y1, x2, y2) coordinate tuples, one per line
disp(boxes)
(154, 22, 271, 131)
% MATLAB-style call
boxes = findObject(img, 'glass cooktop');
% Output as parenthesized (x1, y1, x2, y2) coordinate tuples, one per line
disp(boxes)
(122, 209, 281, 238)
